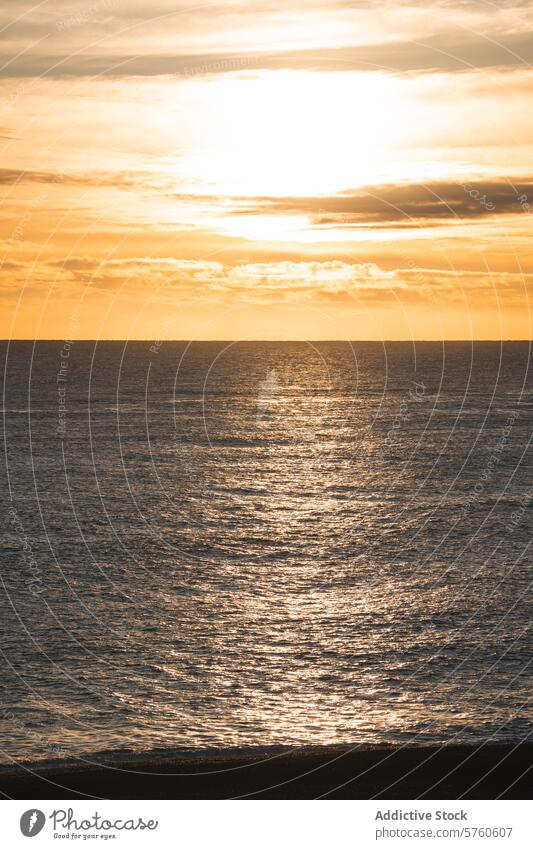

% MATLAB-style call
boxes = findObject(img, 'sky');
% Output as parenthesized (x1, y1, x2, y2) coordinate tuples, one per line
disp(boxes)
(1, 0, 533, 340)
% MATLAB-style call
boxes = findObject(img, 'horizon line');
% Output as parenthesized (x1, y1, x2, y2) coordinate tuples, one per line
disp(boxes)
(1, 338, 532, 344)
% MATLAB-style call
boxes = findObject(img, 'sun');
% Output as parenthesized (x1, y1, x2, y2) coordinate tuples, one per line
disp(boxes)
(177, 70, 412, 198)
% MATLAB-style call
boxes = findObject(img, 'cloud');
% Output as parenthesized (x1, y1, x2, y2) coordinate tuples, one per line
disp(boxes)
(1, 255, 531, 307)
(0, 51, 264, 79)
(3, 168, 532, 226)
(0, 168, 144, 188)
(234, 180, 533, 225)
(1, 0, 533, 77)
(4, 31, 533, 77)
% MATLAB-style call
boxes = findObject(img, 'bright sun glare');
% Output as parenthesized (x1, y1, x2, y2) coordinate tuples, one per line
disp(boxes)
(179, 71, 411, 197)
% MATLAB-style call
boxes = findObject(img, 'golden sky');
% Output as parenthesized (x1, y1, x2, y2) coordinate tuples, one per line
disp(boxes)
(1, 0, 533, 339)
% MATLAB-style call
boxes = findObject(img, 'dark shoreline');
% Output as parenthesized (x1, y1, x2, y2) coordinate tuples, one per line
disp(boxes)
(0, 743, 531, 799)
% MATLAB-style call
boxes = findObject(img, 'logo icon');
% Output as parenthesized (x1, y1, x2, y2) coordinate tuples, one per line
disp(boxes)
(20, 809, 45, 837)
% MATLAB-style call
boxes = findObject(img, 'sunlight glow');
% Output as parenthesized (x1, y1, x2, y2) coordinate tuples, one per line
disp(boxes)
(178, 71, 412, 197)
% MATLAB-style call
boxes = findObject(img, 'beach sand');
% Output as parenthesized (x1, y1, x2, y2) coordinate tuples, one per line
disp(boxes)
(0, 743, 530, 799)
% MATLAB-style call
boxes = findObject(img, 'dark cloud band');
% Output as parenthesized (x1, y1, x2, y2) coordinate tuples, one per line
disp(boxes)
(2, 31, 533, 77)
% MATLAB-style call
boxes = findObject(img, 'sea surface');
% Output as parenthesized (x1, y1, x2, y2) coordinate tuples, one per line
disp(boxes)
(0, 341, 531, 764)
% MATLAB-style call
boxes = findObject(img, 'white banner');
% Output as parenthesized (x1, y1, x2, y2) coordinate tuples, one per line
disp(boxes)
(1, 800, 529, 848)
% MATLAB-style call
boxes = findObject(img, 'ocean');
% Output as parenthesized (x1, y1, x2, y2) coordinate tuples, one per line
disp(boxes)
(0, 340, 531, 764)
